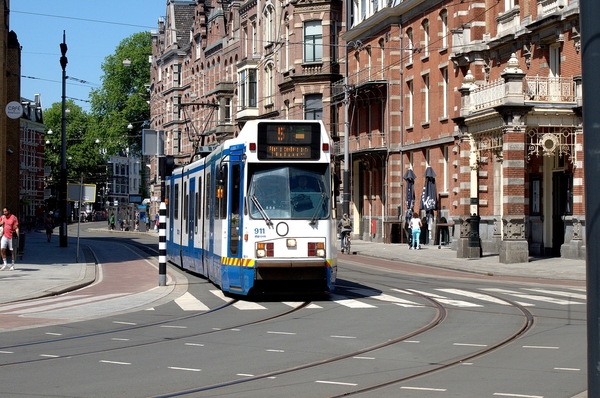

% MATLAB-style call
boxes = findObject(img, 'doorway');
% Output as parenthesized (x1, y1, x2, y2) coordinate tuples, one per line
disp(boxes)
(551, 171, 572, 256)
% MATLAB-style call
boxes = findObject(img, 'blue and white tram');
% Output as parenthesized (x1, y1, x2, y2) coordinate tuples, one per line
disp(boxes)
(165, 120, 337, 295)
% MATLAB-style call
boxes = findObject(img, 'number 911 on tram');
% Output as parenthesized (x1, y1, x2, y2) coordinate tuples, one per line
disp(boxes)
(165, 120, 337, 296)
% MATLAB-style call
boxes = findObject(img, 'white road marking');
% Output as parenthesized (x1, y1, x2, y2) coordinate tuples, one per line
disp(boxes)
(100, 360, 131, 365)
(160, 325, 187, 329)
(238, 373, 254, 377)
(267, 331, 296, 335)
(316, 380, 358, 386)
(405, 340, 420, 343)
(175, 292, 210, 311)
(331, 335, 356, 339)
(282, 302, 304, 307)
(493, 393, 543, 398)
(481, 288, 585, 305)
(0, 351, 13, 354)
(111, 338, 130, 341)
(408, 289, 483, 307)
(353, 356, 375, 360)
(168, 366, 201, 372)
(266, 349, 285, 352)
(185, 343, 204, 347)
(210, 290, 234, 302)
(453, 343, 487, 347)
(523, 288, 586, 300)
(113, 321, 137, 325)
(437, 288, 510, 305)
(523, 345, 559, 349)
(45, 332, 62, 336)
(330, 295, 376, 308)
(233, 301, 267, 310)
(349, 288, 423, 307)
(306, 303, 323, 308)
(40, 354, 60, 358)
(554, 367, 580, 371)
(400, 386, 447, 392)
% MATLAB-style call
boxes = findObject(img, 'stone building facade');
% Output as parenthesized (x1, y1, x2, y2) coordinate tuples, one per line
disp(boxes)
(149, 0, 584, 262)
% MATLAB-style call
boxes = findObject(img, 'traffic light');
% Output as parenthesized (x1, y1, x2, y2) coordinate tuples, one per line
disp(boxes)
(159, 156, 175, 177)
(60, 39, 68, 71)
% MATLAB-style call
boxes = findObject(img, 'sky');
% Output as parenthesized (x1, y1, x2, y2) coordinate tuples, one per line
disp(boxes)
(11, 1, 168, 112)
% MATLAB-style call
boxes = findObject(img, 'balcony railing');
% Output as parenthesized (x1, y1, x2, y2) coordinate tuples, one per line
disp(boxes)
(333, 132, 387, 155)
(466, 75, 576, 112)
(524, 76, 576, 102)
(332, 66, 387, 97)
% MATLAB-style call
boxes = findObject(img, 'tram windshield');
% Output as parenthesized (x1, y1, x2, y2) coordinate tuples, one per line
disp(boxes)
(248, 165, 331, 220)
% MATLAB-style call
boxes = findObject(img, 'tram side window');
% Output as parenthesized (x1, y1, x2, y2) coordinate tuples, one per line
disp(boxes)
(229, 164, 241, 256)
(205, 172, 211, 219)
(197, 176, 202, 221)
(218, 165, 228, 219)
(184, 181, 188, 234)
(174, 183, 179, 220)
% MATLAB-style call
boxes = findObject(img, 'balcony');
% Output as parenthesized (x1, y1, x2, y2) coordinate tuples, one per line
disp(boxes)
(466, 75, 576, 112)
(524, 76, 576, 102)
(332, 66, 388, 97)
(538, 0, 567, 17)
(333, 131, 387, 156)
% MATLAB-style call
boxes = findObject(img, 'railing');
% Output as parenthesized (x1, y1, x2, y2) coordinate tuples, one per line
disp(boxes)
(332, 66, 387, 97)
(470, 78, 505, 111)
(524, 76, 575, 102)
(539, 0, 564, 16)
(332, 132, 387, 155)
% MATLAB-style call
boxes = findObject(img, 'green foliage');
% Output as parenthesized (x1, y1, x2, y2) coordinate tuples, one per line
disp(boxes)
(89, 31, 152, 156)
(44, 101, 106, 183)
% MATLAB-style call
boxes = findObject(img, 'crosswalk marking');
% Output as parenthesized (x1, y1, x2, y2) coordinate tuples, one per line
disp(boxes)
(523, 288, 586, 300)
(330, 294, 377, 308)
(175, 292, 210, 311)
(408, 289, 483, 307)
(480, 288, 585, 305)
(5, 294, 128, 315)
(349, 288, 423, 307)
(436, 289, 510, 305)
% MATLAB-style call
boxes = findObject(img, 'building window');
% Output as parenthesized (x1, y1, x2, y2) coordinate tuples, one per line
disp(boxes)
(264, 5, 274, 46)
(440, 10, 448, 49)
(407, 79, 414, 127)
(221, 97, 232, 122)
(304, 94, 322, 120)
(423, 73, 430, 123)
(304, 21, 322, 63)
(252, 20, 257, 56)
(505, 0, 515, 11)
(441, 67, 448, 118)
(422, 19, 429, 57)
(239, 69, 258, 108)
(406, 28, 413, 64)
(549, 44, 560, 77)
(265, 62, 274, 105)
(443, 145, 449, 193)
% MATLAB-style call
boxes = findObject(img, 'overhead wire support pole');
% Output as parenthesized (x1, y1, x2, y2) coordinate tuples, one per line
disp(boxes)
(581, 0, 600, 393)
(59, 31, 68, 248)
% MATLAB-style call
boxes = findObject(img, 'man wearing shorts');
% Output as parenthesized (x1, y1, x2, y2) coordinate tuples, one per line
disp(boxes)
(0, 207, 19, 271)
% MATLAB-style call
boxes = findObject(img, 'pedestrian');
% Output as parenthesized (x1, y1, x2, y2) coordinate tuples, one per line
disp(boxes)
(44, 213, 54, 242)
(0, 207, 19, 270)
(109, 213, 115, 230)
(155, 213, 159, 231)
(337, 213, 352, 253)
(409, 212, 422, 250)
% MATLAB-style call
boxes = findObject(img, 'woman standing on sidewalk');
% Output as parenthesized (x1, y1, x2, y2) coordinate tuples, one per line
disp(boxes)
(409, 212, 422, 250)
(44, 213, 54, 242)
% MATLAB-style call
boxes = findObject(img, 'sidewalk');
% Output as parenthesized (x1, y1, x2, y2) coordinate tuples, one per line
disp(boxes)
(0, 227, 95, 304)
(344, 240, 586, 282)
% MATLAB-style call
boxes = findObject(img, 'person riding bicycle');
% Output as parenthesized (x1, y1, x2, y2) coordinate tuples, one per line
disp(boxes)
(337, 213, 352, 253)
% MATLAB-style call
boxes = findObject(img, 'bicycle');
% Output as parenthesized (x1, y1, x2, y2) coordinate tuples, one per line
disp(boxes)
(342, 232, 351, 254)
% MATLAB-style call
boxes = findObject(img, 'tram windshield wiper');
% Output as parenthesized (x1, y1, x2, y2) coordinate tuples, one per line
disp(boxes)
(309, 193, 326, 225)
(251, 194, 273, 226)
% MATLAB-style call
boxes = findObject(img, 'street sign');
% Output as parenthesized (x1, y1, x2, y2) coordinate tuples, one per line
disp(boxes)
(67, 183, 96, 202)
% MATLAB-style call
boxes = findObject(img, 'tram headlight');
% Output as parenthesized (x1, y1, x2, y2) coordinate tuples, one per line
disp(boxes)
(256, 242, 274, 258)
(286, 239, 296, 248)
(308, 242, 325, 257)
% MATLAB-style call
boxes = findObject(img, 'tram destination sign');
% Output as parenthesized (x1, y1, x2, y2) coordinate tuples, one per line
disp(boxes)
(257, 122, 320, 160)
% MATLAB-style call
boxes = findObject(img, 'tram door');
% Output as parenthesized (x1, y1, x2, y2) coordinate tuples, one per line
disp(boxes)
(188, 177, 196, 270)
(226, 145, 244, 288)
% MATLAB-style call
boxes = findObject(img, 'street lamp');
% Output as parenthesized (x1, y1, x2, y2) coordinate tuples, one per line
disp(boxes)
(59, 31, 68, 247)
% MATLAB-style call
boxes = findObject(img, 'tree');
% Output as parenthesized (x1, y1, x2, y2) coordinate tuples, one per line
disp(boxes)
(89, 32, 152, 156)
(44, 101, 106, 184)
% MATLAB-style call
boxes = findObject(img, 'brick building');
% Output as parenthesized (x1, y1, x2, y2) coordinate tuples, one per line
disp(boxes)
(149, 0, 584, 262)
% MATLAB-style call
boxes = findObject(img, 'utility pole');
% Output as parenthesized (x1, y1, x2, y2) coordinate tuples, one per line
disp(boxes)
(581, 0, 600, 394)
(59, 31, 68, 247)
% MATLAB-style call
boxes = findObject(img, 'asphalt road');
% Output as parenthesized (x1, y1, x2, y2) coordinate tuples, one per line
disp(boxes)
(0, 230, 587, 397)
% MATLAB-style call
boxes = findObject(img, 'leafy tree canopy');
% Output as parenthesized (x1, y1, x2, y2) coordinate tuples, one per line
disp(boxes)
(44, 100, 106, 184)
(89, 31, 152, 155)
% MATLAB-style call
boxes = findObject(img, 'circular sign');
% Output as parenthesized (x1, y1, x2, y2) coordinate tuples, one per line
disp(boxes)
(5, 101, 23, 119)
